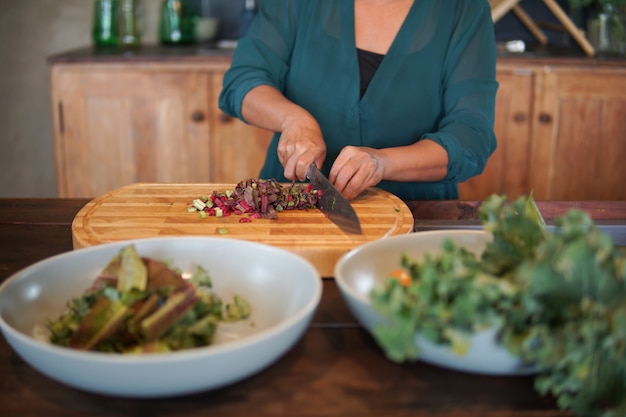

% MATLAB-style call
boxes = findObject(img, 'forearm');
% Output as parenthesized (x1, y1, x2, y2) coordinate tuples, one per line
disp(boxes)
(240, 85, 316, 133)
(241, 84, 327, 180)
(378, 139, 448, 182)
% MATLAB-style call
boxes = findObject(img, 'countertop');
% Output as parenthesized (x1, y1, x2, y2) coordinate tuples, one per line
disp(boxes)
(1, 197, 625, 416)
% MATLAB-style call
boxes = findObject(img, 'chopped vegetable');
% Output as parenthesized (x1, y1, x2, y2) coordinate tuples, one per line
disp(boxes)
(189, 178, 320, 220)
(68, 297, 129, 350)
(47, 245, 250, 353)
(113, 245, 148, 292)
(371, 193, 626, 417)
(386, 269, 412, 287)
(140, 286, 198, 340)
(223, 295, 251, 322)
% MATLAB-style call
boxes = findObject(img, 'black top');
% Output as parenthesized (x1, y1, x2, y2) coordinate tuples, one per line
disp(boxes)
(357, 48, 385, 98)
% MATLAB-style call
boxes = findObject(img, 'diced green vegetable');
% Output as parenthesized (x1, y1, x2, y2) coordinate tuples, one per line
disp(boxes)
(192, 199, 206, 211)
(223, 295, 251, 322)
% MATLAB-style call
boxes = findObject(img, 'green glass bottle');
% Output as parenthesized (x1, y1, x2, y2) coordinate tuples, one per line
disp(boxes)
(92, 0, 119, 47)
(118, 0, 141, 48)
(159, 0, 197, 45)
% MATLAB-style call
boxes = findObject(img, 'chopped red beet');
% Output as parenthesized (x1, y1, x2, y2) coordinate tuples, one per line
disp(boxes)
(190, 179, 320, 220)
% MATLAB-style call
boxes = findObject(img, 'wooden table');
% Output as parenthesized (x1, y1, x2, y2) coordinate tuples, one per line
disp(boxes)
(2, 198, 625, 417)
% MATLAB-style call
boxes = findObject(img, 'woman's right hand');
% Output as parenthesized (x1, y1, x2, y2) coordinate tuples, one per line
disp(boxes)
(239, 85, 327, 181)
(278, 113, 326, 182)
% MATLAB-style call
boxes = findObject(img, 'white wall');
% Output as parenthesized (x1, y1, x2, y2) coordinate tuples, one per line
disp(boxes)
(0, 0, 160, 197)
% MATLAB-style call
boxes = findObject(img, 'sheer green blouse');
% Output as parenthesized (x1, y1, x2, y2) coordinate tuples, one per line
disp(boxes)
(219, 0, 498, 201)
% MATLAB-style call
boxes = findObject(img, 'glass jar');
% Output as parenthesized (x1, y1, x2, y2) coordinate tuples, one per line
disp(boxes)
(118, 0, 142, 48)
(159, 0, 197, 45)
(196, 0, 220, 43)
(587, 3, 626, 55)
(92, 0, 119, 47)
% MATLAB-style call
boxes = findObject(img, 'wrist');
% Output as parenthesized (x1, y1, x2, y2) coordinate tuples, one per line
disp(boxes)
(280, 107, 318, 133)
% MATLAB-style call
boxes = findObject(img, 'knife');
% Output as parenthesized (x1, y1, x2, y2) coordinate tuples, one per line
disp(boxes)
(306, 163, 362, 234)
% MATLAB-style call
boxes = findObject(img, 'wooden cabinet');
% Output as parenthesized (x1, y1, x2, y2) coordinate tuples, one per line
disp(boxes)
(529, 66, 626, 200)
(51, 52, 624, 201)
(50, 59, 273, 198)
(460, 60, 626, 201)
(207, 72, 273, 184)
(459, 67, 534, 201)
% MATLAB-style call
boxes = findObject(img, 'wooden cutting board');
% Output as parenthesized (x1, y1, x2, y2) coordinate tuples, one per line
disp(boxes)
(72, 183, 414, 277)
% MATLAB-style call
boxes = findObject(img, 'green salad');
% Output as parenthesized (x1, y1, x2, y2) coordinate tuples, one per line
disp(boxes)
(371, 194, 626, 417)
(47, 245, 250, 353)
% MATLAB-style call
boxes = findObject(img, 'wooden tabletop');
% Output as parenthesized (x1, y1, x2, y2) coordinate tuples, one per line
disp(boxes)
(1, 197, 625, 417)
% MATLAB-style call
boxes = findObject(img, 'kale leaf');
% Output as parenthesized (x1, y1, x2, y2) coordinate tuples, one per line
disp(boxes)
(370, 194, 626, 417)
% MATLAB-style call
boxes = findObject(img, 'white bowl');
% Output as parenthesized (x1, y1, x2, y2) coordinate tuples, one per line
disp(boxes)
(334, 230, 535, 376)
(0, 237, 322, 397)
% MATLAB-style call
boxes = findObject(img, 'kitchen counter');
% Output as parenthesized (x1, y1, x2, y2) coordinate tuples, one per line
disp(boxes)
(47, 44, 236, 65)
(1, 197, 625, 416)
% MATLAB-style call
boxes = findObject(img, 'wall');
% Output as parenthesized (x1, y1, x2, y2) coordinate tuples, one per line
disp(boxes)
(0, 1, 157, 197)
(0, 0, 252, 197)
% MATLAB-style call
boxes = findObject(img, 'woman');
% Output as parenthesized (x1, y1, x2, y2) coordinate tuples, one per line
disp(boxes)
(219, 0, 498, 201)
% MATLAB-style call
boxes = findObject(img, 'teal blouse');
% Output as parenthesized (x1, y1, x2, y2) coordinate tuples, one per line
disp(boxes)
(219, 0, 498, 201)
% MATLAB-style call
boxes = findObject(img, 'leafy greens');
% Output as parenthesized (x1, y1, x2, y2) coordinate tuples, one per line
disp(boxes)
(371, 194, 626, 417)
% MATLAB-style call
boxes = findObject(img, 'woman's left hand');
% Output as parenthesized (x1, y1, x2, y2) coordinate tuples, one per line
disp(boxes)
(329, 146, 385, 201)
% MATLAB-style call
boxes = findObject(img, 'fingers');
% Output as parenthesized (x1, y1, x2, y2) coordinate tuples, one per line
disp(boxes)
(277, 119, 326, 181)
(275, 123, 384, 200)
(330, 146, 384, 200)
(280, 140, 324, 181)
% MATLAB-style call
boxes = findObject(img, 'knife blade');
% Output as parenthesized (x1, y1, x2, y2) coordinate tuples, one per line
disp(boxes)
(306, 163, 362, 234)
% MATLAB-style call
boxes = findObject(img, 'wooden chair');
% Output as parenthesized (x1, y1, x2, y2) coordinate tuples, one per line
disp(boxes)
(490, 0, 595, 56)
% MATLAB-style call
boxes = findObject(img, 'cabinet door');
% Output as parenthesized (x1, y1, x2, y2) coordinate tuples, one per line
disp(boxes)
(51, 65, 210, 198)
(208, 72, 273, 183)
(530, 66, 626, 200)
(459, 68, 534, 201)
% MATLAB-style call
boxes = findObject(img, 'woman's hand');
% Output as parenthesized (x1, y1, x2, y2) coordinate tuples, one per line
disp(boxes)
(329, 140, 449, 200)
(277, 113, 326, 181)
(329, 146, 385, 201)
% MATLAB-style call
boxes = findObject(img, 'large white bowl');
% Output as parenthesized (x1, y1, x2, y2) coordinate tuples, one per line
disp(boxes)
(0, 237, 322, 397)
(335, 230, 535, 376)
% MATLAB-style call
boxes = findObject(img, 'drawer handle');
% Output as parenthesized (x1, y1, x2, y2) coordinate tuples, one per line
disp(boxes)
(538, 113, 552, 124)
(514, 112, 526, 123)
(191, 111, 205, 122)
